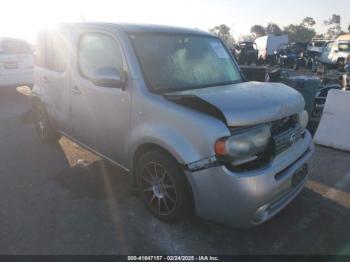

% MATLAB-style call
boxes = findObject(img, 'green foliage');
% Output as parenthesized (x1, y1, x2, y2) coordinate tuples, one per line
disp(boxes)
(209, 24, 235, 47)
(283, 24, 316, 43)
(250, 25, 266, 38)
(266, 23, 282, 35)
(240, 35, 255, 42)
(302, 17, 316, 27)
(323, 14, 342, 38)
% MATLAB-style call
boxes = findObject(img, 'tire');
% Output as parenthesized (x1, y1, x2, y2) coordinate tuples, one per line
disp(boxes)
(32, 102, 61, 143)
(136, 150, 192, 222)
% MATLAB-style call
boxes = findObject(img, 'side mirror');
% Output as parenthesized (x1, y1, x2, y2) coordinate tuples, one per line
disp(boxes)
(90, 67, 126, 89)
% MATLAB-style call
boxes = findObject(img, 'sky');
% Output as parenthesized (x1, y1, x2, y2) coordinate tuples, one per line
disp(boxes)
(1, 0, 350, 43)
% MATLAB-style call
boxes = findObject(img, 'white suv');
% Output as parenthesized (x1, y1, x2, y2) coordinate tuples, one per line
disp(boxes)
(0, 38, 33, 88)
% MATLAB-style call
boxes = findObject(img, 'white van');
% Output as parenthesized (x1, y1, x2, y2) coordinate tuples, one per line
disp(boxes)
(0, 38, 34, 88)
(255, 34, 289, 64)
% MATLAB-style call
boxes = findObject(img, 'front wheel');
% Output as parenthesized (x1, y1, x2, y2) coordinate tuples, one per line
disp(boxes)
(32, 102, 61, 143)
(136, 150, 192, 222)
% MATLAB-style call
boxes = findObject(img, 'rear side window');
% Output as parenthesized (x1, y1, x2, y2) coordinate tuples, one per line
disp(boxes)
(35, 31, 67, 72)
(78, 33, 124, 80)
(0, 39, 31, 54)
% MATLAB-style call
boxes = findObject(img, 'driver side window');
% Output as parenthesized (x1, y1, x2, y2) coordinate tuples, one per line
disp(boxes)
(324, 42, 334, 53)
(78, 32, 124, 80)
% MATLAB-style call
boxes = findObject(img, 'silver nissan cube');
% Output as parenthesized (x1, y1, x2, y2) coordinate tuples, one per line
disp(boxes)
(31, 23, 314, 227)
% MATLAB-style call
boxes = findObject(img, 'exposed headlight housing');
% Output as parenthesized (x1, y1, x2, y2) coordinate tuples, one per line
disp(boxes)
(215, 125, 271, 160)
(298, 110, 309, 129)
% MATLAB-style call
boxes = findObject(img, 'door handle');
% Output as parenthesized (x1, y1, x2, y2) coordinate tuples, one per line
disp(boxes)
(72, 86, 82, 95)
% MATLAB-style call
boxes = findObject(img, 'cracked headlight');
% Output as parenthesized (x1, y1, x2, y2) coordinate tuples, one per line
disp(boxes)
(215, 125, 271, 160)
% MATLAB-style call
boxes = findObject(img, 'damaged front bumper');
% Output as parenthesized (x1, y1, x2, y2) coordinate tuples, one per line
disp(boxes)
(184, 130, 314, 227)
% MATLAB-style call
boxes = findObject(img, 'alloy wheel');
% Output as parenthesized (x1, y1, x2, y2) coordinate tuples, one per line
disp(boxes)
(140, 162, 177, 216)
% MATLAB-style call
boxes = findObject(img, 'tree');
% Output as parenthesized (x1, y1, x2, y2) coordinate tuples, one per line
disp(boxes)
(302, 17, 316, 27)
(239, 35, 255, 42)
(348, 24, 350, 33)
(284, 17, 317, 42)
(284, 24, 316, 43)
(266, 23, 282, 35)
(250, 25, 266, 38)
(209, 24, 235, 47)
(324, 14, 342, 38)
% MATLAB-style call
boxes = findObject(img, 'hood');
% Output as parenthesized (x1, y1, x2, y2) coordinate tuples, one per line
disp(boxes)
(339, 51, 350, 57)
(165, 81, 305, 127)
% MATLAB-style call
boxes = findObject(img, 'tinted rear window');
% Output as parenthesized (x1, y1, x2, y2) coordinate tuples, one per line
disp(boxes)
(0, 40, 32, 54)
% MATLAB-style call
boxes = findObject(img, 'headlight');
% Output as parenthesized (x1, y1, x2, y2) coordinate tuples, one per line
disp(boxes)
(215, 125, 271, 159)
(298, 110, 309, 129)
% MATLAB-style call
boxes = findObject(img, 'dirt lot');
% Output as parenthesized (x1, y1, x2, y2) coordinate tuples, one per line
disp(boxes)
(0, 87, 350, 255)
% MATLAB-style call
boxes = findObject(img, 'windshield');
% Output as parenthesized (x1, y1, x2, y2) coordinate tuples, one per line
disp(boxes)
(339, 43, 350, 52)
(130, 33, 242, 92)
(239, 42, 256, 50)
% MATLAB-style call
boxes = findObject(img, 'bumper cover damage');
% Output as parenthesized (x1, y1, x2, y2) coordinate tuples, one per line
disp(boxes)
(184, 131, 314, 227)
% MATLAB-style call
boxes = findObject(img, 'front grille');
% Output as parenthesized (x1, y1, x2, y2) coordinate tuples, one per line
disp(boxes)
(226, 115, 304, 172)
(271, 115, 298, 135)
(271, 115, 305, 155)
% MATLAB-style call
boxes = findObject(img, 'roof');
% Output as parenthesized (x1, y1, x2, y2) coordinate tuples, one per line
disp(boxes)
(59, 22, 213, 36)
(0, 37, 27, 43)
(337, 34, 350, 41)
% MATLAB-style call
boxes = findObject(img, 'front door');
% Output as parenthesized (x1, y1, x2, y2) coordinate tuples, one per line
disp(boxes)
(320, 42, 334, 64)
(70, 31, 131, 169)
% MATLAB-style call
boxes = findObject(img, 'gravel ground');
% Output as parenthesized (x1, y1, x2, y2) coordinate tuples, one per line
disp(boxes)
(0, 86, 349, 255)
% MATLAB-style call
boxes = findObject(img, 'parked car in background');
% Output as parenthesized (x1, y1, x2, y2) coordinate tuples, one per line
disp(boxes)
(344, 63, 350, 90)
(32, 23, 314, 227)
(276, 43, 308, 70)
(307, 39, 329, 57)
(255, 34, 289, 65)
(319, 40, 350, 70)
(233, 41, 258, 65)
(290, 42, 308, 54)
(306, 39, 331, 71)
(0, 38, 33, 88)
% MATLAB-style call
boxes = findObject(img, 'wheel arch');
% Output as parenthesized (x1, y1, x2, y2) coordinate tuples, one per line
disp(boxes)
(132, 142, 195, 212)
(132, 142, 185, 185)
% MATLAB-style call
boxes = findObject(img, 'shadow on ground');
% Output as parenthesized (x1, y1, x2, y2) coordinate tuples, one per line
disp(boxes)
(52, 158, 350, 255)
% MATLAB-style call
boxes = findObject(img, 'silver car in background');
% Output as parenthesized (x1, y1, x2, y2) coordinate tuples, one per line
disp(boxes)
(31, 23, 314, 227)
(0, 37, 33, 88)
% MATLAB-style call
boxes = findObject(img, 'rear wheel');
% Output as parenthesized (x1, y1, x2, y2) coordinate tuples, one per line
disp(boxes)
(33, 102, 61, 143)
(136, 150, 192, 222)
